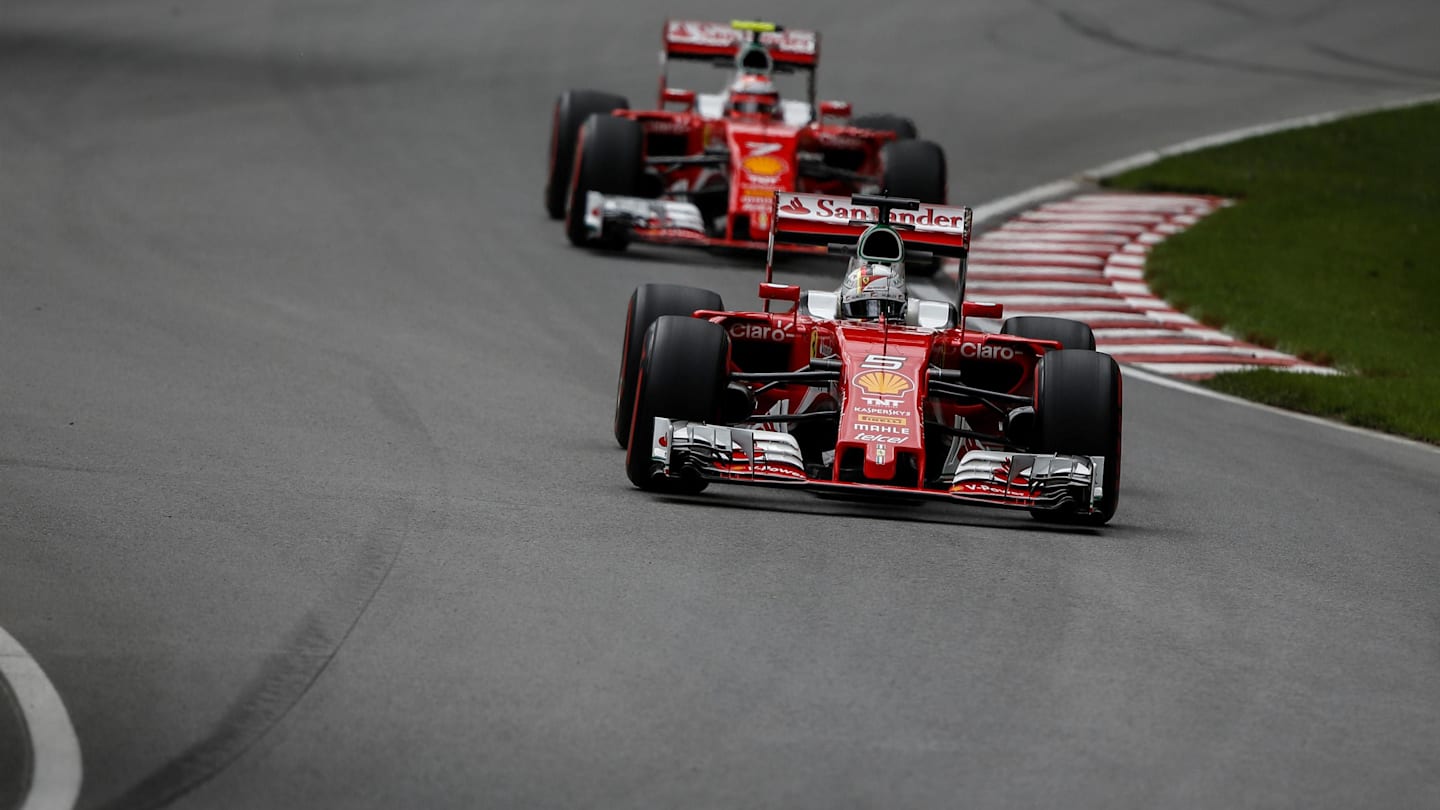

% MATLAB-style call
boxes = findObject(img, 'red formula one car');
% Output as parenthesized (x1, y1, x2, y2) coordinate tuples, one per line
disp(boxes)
(544, 20, 950, 273)
(614, 192, 1124, 525)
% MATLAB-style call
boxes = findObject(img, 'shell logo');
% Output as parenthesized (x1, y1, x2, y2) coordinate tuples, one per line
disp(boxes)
(742, 155, 787, 177)
(853, 371, 913, 396)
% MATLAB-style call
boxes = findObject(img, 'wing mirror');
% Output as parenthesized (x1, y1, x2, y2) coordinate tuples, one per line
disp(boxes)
(758, 283, 801, 302)
(962, 301, 1004, 320)
(818, 100, 852, 122)
(758, 282, 801, 313)
(662, 87, 697, 112)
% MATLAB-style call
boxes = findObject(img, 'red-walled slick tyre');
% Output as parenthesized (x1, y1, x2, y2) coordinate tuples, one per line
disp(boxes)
(1031, 349, 1123, 525)
(544, 89, 627, 220)
(614, 284, 724, 448)
(625, 316, 729, 494)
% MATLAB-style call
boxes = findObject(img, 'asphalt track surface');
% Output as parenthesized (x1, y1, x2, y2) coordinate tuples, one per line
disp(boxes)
(2, 1, 1438, 808)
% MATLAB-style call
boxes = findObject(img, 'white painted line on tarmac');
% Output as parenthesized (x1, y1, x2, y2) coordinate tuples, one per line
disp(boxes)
(1019, 211, 1169, 224)
(970, 265, 1107, 278)
(1122, 367, 1439, 454)
(1103, 343, 1298, 359)
(0, 626, 82, 810)
(985, 230, 1131, 243)
(1094, 327, 1233, 341)
(971, 92, 1440, 230)
(1081, 92, 1440, 180)
(945, 94, 1440, 453)
(971, 179, 1080, 227)
(978, 295, 1129, 308)
(972, 240, 1120, 253)
(967, 281, 1118, 293)
(999, 220, 1150, 234)
(968, 251, 1106, 265)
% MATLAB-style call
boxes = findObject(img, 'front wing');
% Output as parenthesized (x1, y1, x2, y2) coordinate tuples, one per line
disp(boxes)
(580, 191, 824, 252)
(648, 418, 1106, 515)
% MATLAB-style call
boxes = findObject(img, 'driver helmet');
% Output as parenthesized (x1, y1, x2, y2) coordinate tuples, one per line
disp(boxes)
(839, 257, 907, 321)
(724, 74, 781, 120)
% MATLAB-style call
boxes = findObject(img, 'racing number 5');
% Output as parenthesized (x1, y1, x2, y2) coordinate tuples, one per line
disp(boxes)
(861, 354, 906, 370)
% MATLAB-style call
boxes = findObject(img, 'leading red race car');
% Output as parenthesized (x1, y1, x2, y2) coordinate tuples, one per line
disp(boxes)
(614, 191, 1124, 525)
(545, 20, 950, 273)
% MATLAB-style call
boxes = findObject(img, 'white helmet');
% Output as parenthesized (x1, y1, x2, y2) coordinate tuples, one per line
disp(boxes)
(725, 73, 781, 119)
(839, 227, 907, 320)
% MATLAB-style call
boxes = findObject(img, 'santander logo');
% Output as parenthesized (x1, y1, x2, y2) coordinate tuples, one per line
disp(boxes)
(779, 197, 812, 215)
(776, 193, 970, 235)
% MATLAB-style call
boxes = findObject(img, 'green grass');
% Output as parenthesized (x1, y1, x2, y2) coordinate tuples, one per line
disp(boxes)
(1103, 101, 1440, 444)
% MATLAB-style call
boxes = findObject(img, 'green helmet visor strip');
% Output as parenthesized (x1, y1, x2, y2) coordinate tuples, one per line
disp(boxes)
(857, 225, 904, 263)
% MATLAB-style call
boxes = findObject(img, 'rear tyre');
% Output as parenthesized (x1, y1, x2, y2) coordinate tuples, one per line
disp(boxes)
(1030, 349, 1122, 525)
(1001, 316, 1096, 351)
(852, 113, 918, 140)
(545, 90, 628, 219)
(881, 139, 948, 276)
(613, 284, 725, 448)
(625, 317, 729, 493)
(565, 114, 644, 250)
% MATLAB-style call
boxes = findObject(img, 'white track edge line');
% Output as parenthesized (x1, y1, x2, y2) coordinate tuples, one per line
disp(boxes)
(1121, 367, 1439, 454)
(0, 626, 82, 810)
(1082, 93, 1440, 179)
(959, 92, 1440, 456)
(971, 92, 1440, 228)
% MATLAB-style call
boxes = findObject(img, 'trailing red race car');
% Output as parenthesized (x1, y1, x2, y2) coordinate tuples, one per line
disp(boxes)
(545, 20, 950, 273)
(614, 191, 1124, 525)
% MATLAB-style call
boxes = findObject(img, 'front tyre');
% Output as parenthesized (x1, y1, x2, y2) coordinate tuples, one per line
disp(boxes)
(565, 114, 644, 250)
(613, 284, 725, 448)
(1031, 349, 1122, 525)
(625, 316, 729, 493)
(1001, 316, 1096, 351)
(545, 90, 628, 219)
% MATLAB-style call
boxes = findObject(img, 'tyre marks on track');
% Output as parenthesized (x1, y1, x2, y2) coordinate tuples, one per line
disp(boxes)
(96, 495, 417, 810)
(951, 193, 1337, 380)
(97, 367, 443, 810)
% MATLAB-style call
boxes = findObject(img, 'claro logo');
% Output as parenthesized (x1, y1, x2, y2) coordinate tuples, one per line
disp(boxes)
(728, 320, 794, 342)
(960, 343, 1018, 361)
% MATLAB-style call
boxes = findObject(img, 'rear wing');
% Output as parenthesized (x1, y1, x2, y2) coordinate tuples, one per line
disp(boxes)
(663, 20, 820, 69)
(767, 192, 972, 263)
(765, 192, 977, 315)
